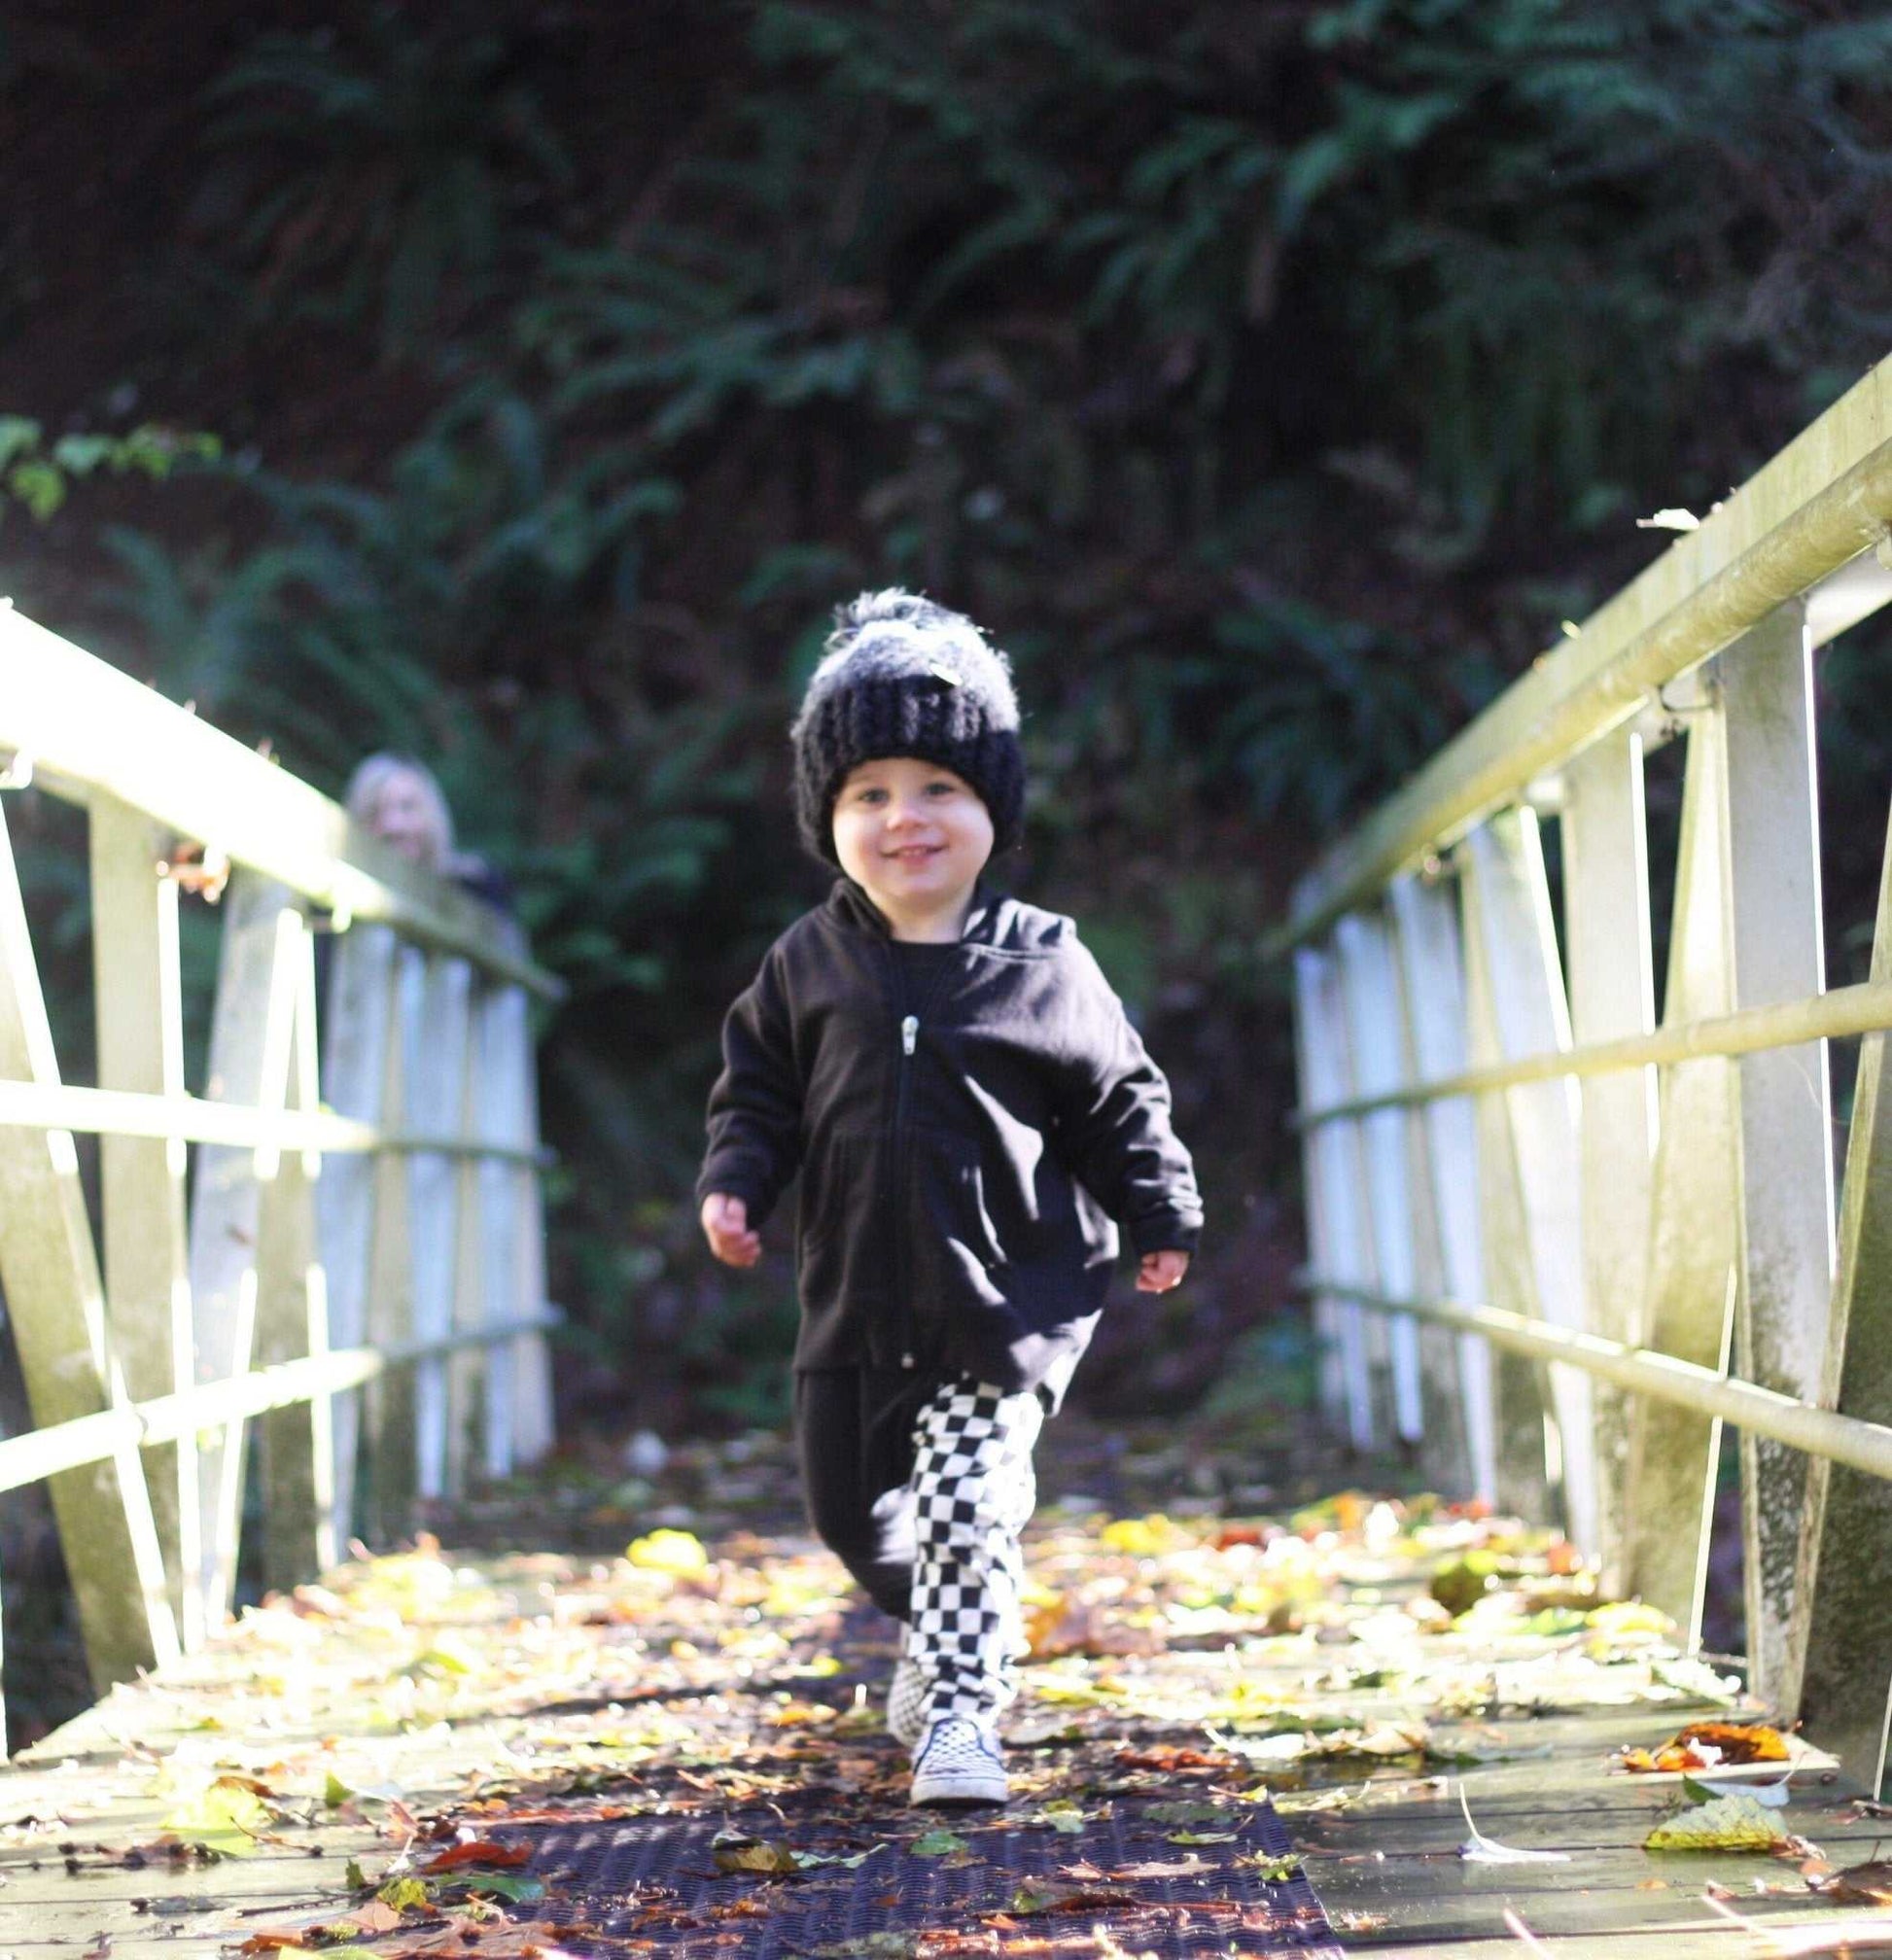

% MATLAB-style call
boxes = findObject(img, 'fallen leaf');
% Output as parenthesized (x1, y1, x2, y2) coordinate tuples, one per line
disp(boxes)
(456, 1873, 545, 1903)
(627, 1529, 709, 1575)
(1809, 1860, 1892, 1906)
(1109, 1854, 1207, 1880)
(423, 1840, 533, 1872)
(1644, 1794, 1791, 1852)
(158, 1781, 276, 1857)
(1272, 1785, 1362, 1814)
(710, 1833, 883, 1875)
(1239, 1853, 1302, 1882)
(1623, 1722, 1790, 1774)
(1166, 1830, 1238, 1845)
(1115, 1745, 1224, 1770)
(1025, 1593, 1163, 1659)
(1005, 1879, 1139, 1915)
(341, 1902, 406, 1936)
(1142, 1801, 1229, 1826)
(909, 1830, 970, 1859)
(1032, 1802, 1088, 1835)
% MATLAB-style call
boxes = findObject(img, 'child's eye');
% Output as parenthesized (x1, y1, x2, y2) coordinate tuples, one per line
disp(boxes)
(925, 780, 957, 796)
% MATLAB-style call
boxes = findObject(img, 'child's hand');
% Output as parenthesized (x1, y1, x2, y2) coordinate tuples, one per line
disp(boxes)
(701, 1193, 761, 1268)
(1136, 1248, 1190, 1293)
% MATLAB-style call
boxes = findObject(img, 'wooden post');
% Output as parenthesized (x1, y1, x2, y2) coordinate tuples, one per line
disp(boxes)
(88, 794, 199, 1648)
(1624, 716, 1740, 1642)
(1457, 836, 1558, 1524)
(503, 983, 554, 1466)
(1720, 602, 1836, 1702)
(192, 872, 297, 1627)
(447, 990, 488, 1495)
(405, 955, 473, 1500)
(1335, 912, 1426, 1450)
(1388, 871, 1492, 1503)
(465, 981, 516, 1479)
(0, 800, 179, 1690)
(1461, 815, 1596, 1548)
(1786, 800, 1892, 1785)
(1292, 947, 1378, 1452)
(255, 909, 334, 1592)
(1562, 730, 1659, 1594)
(315, 923, 399, 1550)
(364, 944, 422, 1539)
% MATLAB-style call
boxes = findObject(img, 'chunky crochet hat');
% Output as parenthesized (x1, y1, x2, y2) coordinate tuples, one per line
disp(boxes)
(790, 589, 1025, 865)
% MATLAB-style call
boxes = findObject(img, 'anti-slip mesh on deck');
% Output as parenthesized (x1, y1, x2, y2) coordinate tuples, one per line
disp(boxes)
(523, 1792, 1341, 1957)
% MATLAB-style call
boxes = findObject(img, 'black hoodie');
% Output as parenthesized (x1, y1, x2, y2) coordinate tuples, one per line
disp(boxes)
(698, 880, 1203, 1406)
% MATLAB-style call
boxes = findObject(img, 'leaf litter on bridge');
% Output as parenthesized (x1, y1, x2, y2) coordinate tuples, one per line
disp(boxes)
(6, 1430, 1769, 1959)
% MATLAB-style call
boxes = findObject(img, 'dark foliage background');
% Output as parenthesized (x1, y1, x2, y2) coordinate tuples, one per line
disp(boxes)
(5, 0, 1892, 1445)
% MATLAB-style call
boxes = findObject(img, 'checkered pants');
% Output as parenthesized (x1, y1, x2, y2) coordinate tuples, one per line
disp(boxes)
(903, 1377, 1045, 1731)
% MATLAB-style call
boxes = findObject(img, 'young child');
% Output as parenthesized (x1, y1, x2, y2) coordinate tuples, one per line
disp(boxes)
(698, 590, 1202, 1805)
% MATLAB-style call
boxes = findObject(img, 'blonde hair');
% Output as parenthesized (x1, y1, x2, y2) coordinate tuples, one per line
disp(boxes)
(343, 752, 456, 871)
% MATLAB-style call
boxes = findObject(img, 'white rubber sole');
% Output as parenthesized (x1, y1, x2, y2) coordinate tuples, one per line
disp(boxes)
(910, 1760, 1009, 1805)
(909, 1719, 1008, 1805)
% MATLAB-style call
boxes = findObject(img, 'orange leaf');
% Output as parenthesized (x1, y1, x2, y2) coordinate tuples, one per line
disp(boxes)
(422, 1839, 532, 1872)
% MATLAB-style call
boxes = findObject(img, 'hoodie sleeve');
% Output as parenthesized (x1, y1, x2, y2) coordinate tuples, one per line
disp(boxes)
(1054, 936, 1204, 1256)
(697, 945, 803, 1229)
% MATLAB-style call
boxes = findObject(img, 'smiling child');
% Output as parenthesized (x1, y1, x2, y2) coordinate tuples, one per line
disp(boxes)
(697, 589, 1202, 1805)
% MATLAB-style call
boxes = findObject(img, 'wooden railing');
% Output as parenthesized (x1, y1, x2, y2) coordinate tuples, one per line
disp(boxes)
(0, 604, 563, 1747)
(1272, 352, 1892, 1790)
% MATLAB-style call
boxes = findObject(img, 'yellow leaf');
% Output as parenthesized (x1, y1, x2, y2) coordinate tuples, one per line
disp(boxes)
(628, 1529, 709, 1575)
(412, 1631, 480, 1676)
(1587, 1600, 1674, 1639)
(1100, 1515, 1188, 1557)
(160, 1781, 275, 1855)
(1644, 1794, 1790, 1852)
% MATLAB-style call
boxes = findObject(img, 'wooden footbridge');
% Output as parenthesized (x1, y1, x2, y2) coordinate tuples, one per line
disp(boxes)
(7, 350, 1892, 1958)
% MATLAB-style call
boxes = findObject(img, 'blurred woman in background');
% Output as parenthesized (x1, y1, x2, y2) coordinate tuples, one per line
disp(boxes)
(343, 752, 513, 914)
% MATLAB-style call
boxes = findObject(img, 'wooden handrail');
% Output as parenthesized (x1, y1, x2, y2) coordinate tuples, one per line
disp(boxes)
(0, 612, 564, 1747)
(1277, 345, 1892, 1794)
(1269, 354, 1892, 955)
(0, 600, 564, 1000)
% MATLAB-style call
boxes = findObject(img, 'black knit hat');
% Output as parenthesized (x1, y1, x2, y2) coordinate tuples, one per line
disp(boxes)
(790, 589, 1025, 865)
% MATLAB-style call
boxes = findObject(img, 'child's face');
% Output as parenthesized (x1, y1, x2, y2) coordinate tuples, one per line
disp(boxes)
(831, 756, 994, 934)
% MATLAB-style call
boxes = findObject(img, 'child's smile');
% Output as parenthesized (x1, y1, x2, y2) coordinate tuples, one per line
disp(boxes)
(832, 755, 995, 940)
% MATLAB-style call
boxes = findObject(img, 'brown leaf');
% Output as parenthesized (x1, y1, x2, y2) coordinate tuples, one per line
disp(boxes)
(1024, 1594, 1163, 1660)
(1810, 1859, 1892, 1906)
(1114, 1745, 1224, 1771)
(1109, 1854, 1209, 1880)
(1003, 1879, 1139, 1915)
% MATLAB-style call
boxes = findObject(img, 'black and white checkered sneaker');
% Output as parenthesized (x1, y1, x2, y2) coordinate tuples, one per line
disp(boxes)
(887, 1653, 928, 1749)
(909, 1714, 1007, 1805)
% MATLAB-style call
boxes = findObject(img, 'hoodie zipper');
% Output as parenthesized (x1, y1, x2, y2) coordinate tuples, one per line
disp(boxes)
(889, 951, 955, 1370)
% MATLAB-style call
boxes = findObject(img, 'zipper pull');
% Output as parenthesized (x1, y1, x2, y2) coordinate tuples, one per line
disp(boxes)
(901, 1014, 918, 1056)
(900, 1350, 915, 1370)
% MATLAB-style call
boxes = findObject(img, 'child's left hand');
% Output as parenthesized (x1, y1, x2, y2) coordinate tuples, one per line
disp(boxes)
(1136, 1248, 1190, 1293)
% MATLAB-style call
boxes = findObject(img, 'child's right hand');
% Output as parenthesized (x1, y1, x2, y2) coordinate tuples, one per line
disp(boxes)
(701, 1192, 762, 1268)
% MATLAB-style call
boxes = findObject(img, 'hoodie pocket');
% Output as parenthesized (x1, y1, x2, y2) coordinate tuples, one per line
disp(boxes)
(796, 1131, 878, 1304)
(910, 1130, 1007, 1285)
